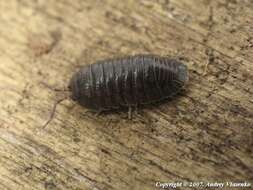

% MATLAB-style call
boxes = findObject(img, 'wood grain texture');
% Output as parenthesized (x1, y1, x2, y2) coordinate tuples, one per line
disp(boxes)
(0, 0, 252, 190)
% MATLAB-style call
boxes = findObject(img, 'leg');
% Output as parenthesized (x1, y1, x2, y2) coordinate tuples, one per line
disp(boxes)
(95, 109, 103, 117)
(128, 106, 132, 120)
(134, 104, 138, 115)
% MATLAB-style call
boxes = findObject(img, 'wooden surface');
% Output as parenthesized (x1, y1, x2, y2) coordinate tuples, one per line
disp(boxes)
(0, 0, 253, 189)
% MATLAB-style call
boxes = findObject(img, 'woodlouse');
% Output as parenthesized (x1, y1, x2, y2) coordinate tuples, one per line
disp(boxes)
(43, 54, 188, 127)
(69, 54, 188, 115)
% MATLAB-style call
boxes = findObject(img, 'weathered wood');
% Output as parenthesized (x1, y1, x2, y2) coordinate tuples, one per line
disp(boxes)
(0, 0, 252, 189)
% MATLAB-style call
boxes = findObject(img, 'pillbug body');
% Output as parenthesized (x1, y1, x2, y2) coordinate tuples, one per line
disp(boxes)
(42, 54, 188, 128)
(69, 54, 188, 112)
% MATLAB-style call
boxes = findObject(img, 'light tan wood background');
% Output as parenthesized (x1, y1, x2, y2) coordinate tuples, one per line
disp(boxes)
(0, 0, 252, 189)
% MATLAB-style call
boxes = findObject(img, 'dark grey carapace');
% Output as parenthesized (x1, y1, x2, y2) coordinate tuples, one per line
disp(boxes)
(68, 54, 188, 113)
(42, 54, 188, 127)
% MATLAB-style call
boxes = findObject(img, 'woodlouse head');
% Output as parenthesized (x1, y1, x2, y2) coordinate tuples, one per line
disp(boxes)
(68, 74, 80, 101)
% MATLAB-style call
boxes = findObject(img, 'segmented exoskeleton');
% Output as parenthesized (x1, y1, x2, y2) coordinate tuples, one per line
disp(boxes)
(69, 54, 188, 117)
